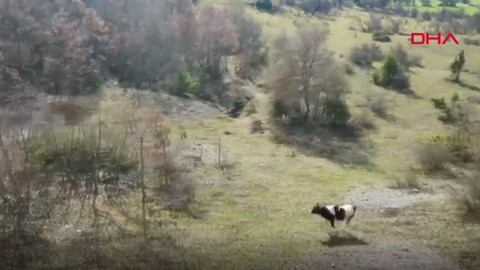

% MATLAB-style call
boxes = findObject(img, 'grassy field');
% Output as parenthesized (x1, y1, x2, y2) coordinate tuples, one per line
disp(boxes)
(90, 3, 480, 269)
(72, 2, 480, 269)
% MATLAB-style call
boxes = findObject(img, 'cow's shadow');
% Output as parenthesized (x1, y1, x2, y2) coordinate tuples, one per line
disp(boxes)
(321, 230, 368, 247)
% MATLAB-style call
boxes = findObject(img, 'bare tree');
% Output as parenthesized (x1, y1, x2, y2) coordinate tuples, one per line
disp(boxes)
(228, 4, 265, 80)
(196, 5, 238, 80)
(274, 24, 324, 118)
(270, 23, 349, 124)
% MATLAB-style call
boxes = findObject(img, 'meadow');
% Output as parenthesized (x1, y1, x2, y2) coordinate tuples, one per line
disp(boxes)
(1, 0, 480, 269)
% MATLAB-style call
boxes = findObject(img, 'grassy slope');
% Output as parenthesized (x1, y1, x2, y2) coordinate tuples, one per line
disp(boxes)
(92, 3, 480, 270)
(158, 5, 480, 270)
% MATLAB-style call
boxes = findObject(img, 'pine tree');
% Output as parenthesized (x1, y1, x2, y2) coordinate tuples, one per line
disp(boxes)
(450, 50, 465, 83)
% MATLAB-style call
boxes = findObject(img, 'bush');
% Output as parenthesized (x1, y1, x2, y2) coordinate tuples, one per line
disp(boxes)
(349, 109, 375, 129)
(430, 93, 465, 125)
(422, 11, 433, 21)
(391, 44, 422, 71)
(416, 143, 453, 174)
(393, 170, 422, 190)
(345, 63, 356, 75)
(391, 70, 411, 91)
(377, 55, 399, 86)
(323, 96, 351, 127)
(255, 0, 274, 11)
(299, 0, 334, 15)
(272, 99, 292, 118)
(349, 43, 384, 67)
(251, 118, 265, 133)
(366, 92, 389, 118)
(245, 101, 258, 116)
(365, 14, 383, 32)
(410, 8, 419, 19)
(372, 31, 391, 42)
(163, 71, 200, 97)
(373, 55, 410, 92)
(464, 37, 480, 46)
(47, 99, 95, 125)
(387, 18, 403, 34)
(459, 175, 480, 219)
(151, 123, 196, 212)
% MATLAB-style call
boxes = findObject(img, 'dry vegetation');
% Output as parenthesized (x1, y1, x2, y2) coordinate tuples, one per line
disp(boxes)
(1, 0, 480, 269)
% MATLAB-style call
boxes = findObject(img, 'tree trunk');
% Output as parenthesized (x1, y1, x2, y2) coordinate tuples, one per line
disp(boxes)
(303, 87, 310, 120)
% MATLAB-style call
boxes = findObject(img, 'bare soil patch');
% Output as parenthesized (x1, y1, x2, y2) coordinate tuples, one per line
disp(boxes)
(304, 241, 462, 270)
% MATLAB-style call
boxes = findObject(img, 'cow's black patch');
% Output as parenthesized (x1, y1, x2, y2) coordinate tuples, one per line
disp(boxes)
(334, 206, 346, 221)
(311, 205, 336, 227)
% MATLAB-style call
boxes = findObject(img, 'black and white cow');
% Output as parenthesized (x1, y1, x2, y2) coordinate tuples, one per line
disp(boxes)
(311, 203, 357, 228)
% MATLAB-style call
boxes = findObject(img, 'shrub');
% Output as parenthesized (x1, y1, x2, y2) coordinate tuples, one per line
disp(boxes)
(345, 63, 356, 75)
(323, 96, 351, 127)
(459, 175, 480, 219)
(273, 100, 289, 118)
(445, 129, 475, 163)
(165, 71, 200, 97)
(299, 0, 334, 15)
(410, 8, 419, 19)
(391, 70, 411, 91)
(379, 55, 399, 86)
(387, 18, 403, 34)
(390, 44, 422, 71)
(154, 152, 196, 211)
(373, 55, 410, 92)
(365, 15, 383, 32)
(416, 143, 453, 174)
(349, 43, 384, 67)
(349, 109, 375, 129)
(464, 37, 480, 46)
(245, 101, 258, 116)
(366, 92, 389, 118)
(255, 0, 274, 11)
(450, 50, 465, 82)
(392, 6, 408, 17)
(372, 31, 391, 42)
(430, 93, 465, 125)
(409, 54, 423, 68)
(251, 118, 265, 133)
(422, 12, 432, 21)
(150, 121, 196, 211)
(393, 170, 422, 190)
(47, 99, 95, 125)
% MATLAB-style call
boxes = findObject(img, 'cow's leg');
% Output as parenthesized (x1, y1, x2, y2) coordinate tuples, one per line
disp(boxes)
(346, 212, 356, 225)
(330, 218, 335, 228)
(346, 216, 352, 225)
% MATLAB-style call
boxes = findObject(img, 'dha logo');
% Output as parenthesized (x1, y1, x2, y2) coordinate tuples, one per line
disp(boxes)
(410, 33, 459, 45)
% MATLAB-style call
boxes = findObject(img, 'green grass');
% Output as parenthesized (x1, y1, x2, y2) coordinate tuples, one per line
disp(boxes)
(174, 5, 480, 268)
(85, 3, 480, 269)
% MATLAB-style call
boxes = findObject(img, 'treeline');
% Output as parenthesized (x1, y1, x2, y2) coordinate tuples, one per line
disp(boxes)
(0, 0, 265, 101)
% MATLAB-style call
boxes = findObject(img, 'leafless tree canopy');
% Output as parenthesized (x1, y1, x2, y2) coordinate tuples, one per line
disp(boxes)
(270, 23, 349, 125)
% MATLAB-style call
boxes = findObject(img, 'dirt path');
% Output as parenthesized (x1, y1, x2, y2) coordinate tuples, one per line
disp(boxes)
(303, 242, 462, 270)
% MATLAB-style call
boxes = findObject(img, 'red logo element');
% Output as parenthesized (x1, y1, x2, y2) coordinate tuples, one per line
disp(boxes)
(410, 33, 459, 45)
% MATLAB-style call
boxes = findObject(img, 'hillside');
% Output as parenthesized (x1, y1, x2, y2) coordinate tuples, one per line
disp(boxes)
(1, 0, 480, 270)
